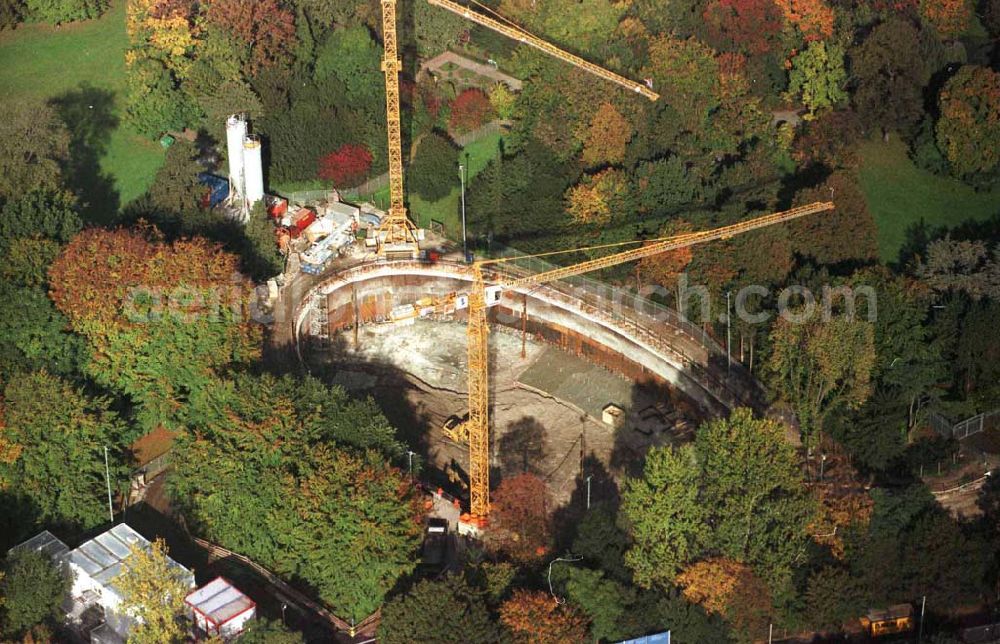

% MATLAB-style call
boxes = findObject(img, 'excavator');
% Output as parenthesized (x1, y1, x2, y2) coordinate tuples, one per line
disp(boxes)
(374, 0, 835, 519)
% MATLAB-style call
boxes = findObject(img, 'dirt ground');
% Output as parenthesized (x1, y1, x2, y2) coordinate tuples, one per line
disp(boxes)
(308, 319, 705, 507)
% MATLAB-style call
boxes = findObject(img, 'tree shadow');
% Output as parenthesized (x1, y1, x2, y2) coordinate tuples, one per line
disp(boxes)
(499, 415, 549, 477)
(550, 455, 621, 551)
(50, 83, 121, 225)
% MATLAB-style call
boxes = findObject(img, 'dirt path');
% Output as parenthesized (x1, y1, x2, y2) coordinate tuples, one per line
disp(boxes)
(420, 51, 523, 90)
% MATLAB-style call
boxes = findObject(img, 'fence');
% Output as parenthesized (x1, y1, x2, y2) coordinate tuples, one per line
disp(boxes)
(931, 409, 1000, 440)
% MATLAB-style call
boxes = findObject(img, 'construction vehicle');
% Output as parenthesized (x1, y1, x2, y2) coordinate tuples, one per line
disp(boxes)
(374, 0, 658, 258)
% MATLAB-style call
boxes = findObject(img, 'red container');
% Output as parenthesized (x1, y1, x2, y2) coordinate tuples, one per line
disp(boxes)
(266, 196, 288, 220)
(287, 209, 317, 239)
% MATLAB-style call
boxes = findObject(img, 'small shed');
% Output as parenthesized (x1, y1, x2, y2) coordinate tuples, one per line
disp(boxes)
(602, 403, 625, 428)
(185, 577, 256, 639)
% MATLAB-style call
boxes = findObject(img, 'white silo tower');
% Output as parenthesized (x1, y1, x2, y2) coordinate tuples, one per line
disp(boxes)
(225, 114, 247, 199)
(243, 135, 264, 206)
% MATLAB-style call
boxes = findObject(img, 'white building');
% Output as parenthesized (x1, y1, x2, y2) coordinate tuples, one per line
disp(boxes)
(185, 576, 256, 639)
(65, 524, 195, 644)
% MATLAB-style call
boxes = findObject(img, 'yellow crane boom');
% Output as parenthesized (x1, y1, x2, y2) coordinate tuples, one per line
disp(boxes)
(463, 202, 834, 517)
(426, 0, 659, 101)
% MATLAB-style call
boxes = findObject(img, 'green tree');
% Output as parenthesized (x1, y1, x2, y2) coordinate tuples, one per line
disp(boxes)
(408, 132, 459, 202)
(695, 410, 816, 586)
(766, 316, 876, 442)
(146, 141, 205, 218)
(0, 549, 70, 639)
(124, 57, 200, 139)
(0, 371, 128, 530)
(0, 101, 70, 201)
(849, 18, 944, 137)
(935, 65, 1000, 177)
(239, 618, 305, 644)
(571, 503, 629, 581)
(314, 26, 381, 104)
(170, 374, 420, 621)
(621, 444, 708, 588)
(0, 284, 85, 381)
(378, 575, 504, 644)
(0, 238, 62, 288)
(787, 41, 848, 118)
(24, 0, 106, 23)
(116, 539, 190, 644)
(0, 189, 81, 247)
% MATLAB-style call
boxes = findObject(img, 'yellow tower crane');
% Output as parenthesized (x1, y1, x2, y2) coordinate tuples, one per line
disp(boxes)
(449, 202, 835, 518)
(376, 0, 421, 259)
(375, 0, 658, 257)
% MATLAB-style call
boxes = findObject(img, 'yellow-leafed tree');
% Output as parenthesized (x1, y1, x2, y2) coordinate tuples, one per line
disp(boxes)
(115, 539, 190, 644)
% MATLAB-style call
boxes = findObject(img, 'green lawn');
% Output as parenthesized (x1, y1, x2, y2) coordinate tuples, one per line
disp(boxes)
(858, 138, 1000, 263)
(0, 1, 164, 207)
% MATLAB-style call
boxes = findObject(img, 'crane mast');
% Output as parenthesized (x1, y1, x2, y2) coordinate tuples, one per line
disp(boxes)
(462, 202, 834, 517)
(426, 0, 659, 101)
(378, 0, 420, 257)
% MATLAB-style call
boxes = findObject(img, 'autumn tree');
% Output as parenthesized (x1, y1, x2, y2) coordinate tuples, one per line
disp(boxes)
(581, 102, 632, 168)
(205, 0, 295, 74)
(702, 0, 783, 55)
(489, 473, 552, 562)
(0, 372, 128, 530)
(449, 88, 495, 135)
(499, 589, 589, 644)
(378, 575, 503, 644)
(318, 144, 373, 187)
(787, 41, 848, 118)
(766, 316, 876, 443)
(920, 0, 972, 38)
(774, 0, 835, 41)
(0, 549, 70, 640)
(116, 539, 191, 644)
(638, 219, 695, 289)
(675, 558, 772, 641)
(489, 83, 517, 121)
(48, 227, 261, 430)
(565, 168, 628, 225)
(789, 171, 879, 265)
(0, 101, 70, 200)
(935, 65, 1000, 177)
(643, 36, 721, 132)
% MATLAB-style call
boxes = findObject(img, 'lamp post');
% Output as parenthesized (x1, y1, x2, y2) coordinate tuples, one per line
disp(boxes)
(407, 450, 416, 479)
(458, 162, 468, 261)
(585, 475, 593, 510)
(103, 446, 114, 523)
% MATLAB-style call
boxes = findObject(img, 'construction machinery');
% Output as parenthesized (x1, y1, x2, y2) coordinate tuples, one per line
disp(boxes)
(375, 0, 658, 257)
(433, 202, 834, 517)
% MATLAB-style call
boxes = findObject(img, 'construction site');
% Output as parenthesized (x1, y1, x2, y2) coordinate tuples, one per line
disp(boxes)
(238, 0, 835, 528)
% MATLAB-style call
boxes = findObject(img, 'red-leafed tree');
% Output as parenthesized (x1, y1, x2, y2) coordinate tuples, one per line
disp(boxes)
(499, 589, 589, 644)
(920, 0, 972, 38)
(205, 0, 296, 73)
(774, 0, 835, 41)
(703, 0, 783, 55)
(489, 473, 551, 562)
(318, 144, 373, 188)
(449, 88, 495, 135)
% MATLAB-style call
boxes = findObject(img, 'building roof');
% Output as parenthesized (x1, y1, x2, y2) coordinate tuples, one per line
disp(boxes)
(8, 530, 70, 562)
(68, 523, 192, 600)
(185, 577, 255, 627)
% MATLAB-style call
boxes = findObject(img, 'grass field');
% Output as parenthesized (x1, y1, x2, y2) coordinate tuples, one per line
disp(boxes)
(0, 1, 164, 209)
(858, 138, 1000, 263)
